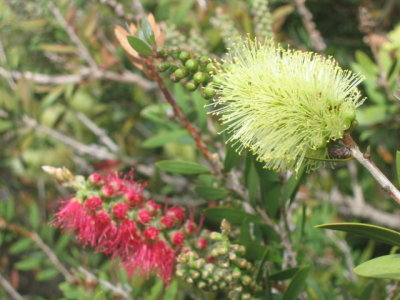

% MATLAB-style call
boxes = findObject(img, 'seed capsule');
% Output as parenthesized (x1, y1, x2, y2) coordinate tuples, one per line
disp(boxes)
(185, 81, 198, 91)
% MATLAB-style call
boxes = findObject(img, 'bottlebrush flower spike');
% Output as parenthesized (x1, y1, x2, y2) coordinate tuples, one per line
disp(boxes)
(46, 167, 202, 284)
(211, 38, 365, 172)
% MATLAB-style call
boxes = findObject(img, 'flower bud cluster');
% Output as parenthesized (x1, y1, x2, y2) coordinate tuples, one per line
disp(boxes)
(47, 168, 199, 283)
(156, 47, 218, 99)
(176, 221, 261, 300)
(250, 0, 273, 40)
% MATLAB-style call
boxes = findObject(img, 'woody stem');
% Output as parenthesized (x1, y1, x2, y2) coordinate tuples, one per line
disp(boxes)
(146, 58, 222, 175)
(343, 133, 400, 205)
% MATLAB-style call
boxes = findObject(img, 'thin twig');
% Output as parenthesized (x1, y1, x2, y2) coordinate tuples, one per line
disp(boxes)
(0, 217, 73, 281)
(0, 67, 156, 89)
(0, 273, 24, 300)
(48, 2, 97, 70)
(343, 133, 400, 205)
(75, 111, 120, 153)
(22, 115, 117, 161)
(99, 0, 135, 21)
(77, 267, 133, 300)
(292, 0, 326, 52)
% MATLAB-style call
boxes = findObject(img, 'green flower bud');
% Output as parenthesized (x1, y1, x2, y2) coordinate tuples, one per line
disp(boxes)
(241, 293, 252, 300)
(232, 268, 241, 279)
(185, 59, 199, 71)
(198, 281, 207, 289)
(157, 46, 168, 58)
(193, 71, 208, 84)
(174, 68, 188, 80)
(170, 74, 180, 82)
(200, 56, 211, 64)
(206, 62, 217, 73)
(157, 62, 170, 72)
(210, 232, 223, 241)
(241, 275, 252, 285)
(211, 284, 219, 291)
(203, 86, 216, 99)
(218, 245, 229, 255)
(179, 51, 191, 61)
(185, 81, 198, 91)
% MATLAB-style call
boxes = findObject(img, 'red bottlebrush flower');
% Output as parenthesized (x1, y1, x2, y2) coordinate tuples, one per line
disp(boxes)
(84, 196, 103, 211)
(161, 215, 175, 228)
(137, 209, 152, 224)
(102, 219, 139, 258)
(89, 173, 103, 184)
(125, 188, 144, 204)
(167, 206, 186, 221)
(172, 232, 185, 246)
(113, 203, 129, 219)
(146, 200, 162, 211)
(102, 185, 115, 197)
(52, 200, 88, 232)
(144, 227, 159, 240)
(124, 240, 175, 283)
(196, 237, 208, 249)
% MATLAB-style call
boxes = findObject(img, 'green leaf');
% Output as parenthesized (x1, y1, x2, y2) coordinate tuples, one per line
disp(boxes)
(155, 160, 210, 174)
(356, 105, 389, 126)
(15, 257, 41, 271)
(224, 142, 240, 172)
(283, 266, 310, 300)
(36, 268, 59, 281)
(163, 280, 178, 300)
(141, 18, 156, 46)
(127, 36, 152, 56)
(316, 223, 400, 246)
(270, 267, 300, 281)
(29, 202, 40, 229)
(142, 130, 189, 148)
(396, 150, 400, 187)
(146, 280, 164, 300)
(9, 238, 34, 254)
(354, 254, 400, 279)
(194, 186, 229, 201)
(204, 207, 262, 225)
(237, 240, 268, 260)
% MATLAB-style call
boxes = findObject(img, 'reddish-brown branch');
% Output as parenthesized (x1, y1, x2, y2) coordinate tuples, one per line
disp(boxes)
(146, 58, 221, 175)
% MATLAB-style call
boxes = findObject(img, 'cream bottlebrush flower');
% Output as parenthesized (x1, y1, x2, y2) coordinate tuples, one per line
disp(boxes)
(211, 38, 365, 172)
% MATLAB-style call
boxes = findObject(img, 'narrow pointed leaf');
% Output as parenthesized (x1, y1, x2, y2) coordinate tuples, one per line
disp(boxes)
(283, 266, 310, 300)
(203, 207, 262, 225)
(194, 186, 229, 201)
(354, 254, 400, 280)
(155, 160, 209, 174)
(127, 36, 152, 56)
(316, 223, 400, 246)
(396, 150, 400, 187)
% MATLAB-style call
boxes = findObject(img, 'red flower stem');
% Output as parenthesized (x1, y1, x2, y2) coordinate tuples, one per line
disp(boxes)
(146, 58, 221, 175)
(343, 133, 400, 205)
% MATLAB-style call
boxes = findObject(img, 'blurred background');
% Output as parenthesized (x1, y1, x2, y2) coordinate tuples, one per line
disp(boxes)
(1, 0, 400, 299)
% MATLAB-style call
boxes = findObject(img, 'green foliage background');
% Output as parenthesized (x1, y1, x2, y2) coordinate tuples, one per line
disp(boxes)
(1, 0, 400, 299)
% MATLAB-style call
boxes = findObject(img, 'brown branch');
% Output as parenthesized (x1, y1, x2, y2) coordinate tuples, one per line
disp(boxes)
(292, 0, 326, 52)
(0, 217, 73, 281)
(146, 59, 221, 175)
(343, 133, 400, 205)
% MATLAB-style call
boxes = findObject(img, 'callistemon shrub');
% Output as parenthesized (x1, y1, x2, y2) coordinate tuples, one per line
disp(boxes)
(43, 166, 201, 283)
(210, 37, 365, 172)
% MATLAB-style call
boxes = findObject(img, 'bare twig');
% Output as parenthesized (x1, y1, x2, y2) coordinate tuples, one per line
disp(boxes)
(0, 67, 156, 89)
(320, 187, 400, 229)
(48, 2, 97, 70)
(0, 273, 24, 300)
(325, 230, 357, 282)
(99, 0, 135, 21)
(77, 267, 133, 300)
(292, 0, 326, 52)
(343, 133, 400, 205)
(75, 111, 120, 153)
(0, 217, 73, 281)
(22, 115, 116, 161)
